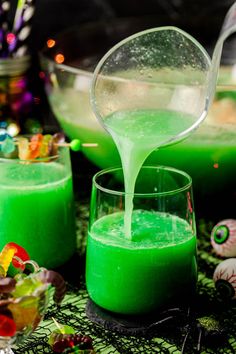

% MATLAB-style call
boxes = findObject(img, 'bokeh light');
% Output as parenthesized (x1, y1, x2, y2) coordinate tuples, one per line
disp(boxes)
(47, 39, 56, 48)
(39, 71, 45, 79)
(55, 53, 65, 64)
(6, 33, 16, 45)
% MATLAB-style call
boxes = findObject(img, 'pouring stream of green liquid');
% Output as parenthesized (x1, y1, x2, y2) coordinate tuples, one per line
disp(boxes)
(105, 109, 196, 238)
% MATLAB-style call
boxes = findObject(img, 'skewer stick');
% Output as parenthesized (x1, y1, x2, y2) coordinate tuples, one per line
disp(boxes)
(59, 141, 98, 149)
(51, 317, 62, 331)
(0, 139, 98, 149)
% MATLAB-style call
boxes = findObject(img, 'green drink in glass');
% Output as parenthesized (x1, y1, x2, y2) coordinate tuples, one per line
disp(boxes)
(86, 166, 197, 315)
(0, 146, 76, 268)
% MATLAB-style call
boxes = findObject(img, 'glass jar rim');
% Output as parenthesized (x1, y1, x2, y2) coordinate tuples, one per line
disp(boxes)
(93, 165, 192, 197)
(0, 55, 31, 76)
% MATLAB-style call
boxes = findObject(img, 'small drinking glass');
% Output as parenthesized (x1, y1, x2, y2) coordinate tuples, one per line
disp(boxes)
(86, 166, 197, 315)
(0, 145, 76, 269)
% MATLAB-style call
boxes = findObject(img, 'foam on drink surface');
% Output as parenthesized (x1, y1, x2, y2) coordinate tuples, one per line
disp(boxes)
(90, 209, 195, 249)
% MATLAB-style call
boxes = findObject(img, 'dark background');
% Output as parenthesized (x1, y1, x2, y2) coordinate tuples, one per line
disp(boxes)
(10, 0, 235, 57)
(7, 0, 236, 130)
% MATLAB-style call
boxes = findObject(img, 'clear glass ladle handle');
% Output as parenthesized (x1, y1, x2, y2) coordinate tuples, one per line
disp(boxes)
(208, 2, 236, 105)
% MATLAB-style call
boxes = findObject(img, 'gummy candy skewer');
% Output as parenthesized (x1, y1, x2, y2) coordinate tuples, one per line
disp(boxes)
(0, 138, 98, 151)
(0, 132, 99, 159)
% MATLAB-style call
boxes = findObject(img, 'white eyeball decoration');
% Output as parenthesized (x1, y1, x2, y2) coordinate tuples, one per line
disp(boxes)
(211, 219, 236, 257)
(213, 258, 236, 299)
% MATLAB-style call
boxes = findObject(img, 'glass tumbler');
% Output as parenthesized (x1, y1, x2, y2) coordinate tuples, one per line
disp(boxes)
(86, 166, 197, 315)
(0, 146, 76, 269)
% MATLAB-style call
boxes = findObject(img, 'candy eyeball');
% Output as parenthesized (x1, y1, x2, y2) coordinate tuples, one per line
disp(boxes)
(213, 258, 236, 299)
(211, 219, 236, 257)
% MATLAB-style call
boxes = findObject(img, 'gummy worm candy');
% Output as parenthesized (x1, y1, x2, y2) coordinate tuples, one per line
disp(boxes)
(52, 335, 95, 353)
(0, 132, 97, 159)
(0, 247, 15, 277)
(38, 269, 66, 305)
(0, 242, 30, 276)
(50, 332, 94, 353)
(48, 319, 95, 353)
(0, 314, 17, 337)
(0, 277, 16, 293)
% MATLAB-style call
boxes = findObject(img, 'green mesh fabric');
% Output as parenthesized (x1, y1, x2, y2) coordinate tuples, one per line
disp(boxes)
(14, 203, 236, 354)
